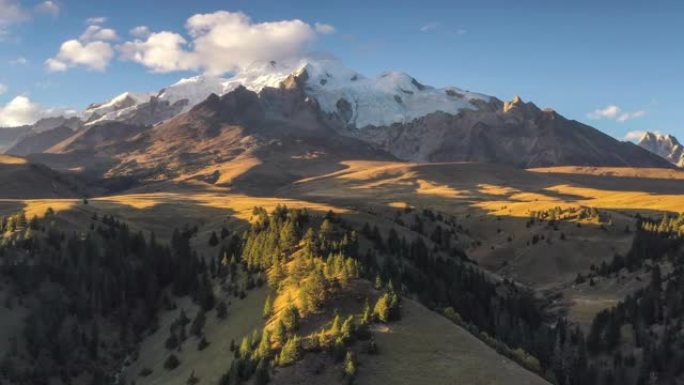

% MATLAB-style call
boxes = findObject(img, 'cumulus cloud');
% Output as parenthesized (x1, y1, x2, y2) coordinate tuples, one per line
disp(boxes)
(587, 105, 646, 123)
(0, 95, 75, 127)
(0, 96, 39, 126)
(35, 1, 59, 17)
(46, 21, 118, 72)
(80, 24, 118, 42)
(120, 10, 330, 75)
(119, 31, 193, 73)
(129, 25, 150, 38)
(0, 83, 7, 95)
(46, 39, 114, 71)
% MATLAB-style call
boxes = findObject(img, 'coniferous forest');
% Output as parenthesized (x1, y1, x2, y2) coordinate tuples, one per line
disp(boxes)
(0, 206, 682, 385)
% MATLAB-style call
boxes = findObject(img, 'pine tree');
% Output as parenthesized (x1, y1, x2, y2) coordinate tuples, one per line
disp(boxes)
(216, 301, 228, 320)
(190, 310, 206, 337)
(254, 359, 270, 385)
(361, 300, 372, 325)
(164, 354, 180, 370)
(320, 219, 334, 239)
(255, 329, 272, 359)
(373, 294, 390, 322)
(281, 305, 300, 331)
(279, 219, 298, 251)
(341, 315, 355, 340)
(239, 336, 251, 358)
(278, 335, 301, 366)
(273, 320, 287, 347)
(263, 295, 273, 319)
(330, 313, 341, 337)
(344, 350, 357, 380)
(209, 231, 219, 247)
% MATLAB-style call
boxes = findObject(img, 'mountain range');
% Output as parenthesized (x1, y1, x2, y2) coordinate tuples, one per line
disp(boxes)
(0, 58, 674, 185)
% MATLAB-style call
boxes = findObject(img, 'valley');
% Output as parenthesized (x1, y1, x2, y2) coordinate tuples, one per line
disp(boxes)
(0, 44, 682, 385)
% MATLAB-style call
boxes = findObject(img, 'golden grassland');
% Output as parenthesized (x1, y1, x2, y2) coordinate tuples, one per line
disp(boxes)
(0, 155, 28, 165)
(1, 161, 682, 330)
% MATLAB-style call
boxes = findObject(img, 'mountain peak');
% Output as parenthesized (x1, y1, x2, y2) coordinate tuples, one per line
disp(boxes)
(638, 131, 684, 167)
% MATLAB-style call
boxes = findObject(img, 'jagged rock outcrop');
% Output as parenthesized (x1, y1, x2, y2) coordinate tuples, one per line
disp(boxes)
(638, 132, 684, 167)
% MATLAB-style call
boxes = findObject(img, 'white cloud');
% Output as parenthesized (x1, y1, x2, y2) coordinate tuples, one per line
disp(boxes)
(80, 24, 118, 42)
(46, 39, 114, 71)
(35, 1, 59, 17)
(0, 0, 29, 26)
(588, 105, 620, 119)
(120, 10, 329, 75)
(587, 105, 646, 123)
(0, 0, 29, 37)
(86, 16, 107, 25)
(0, 96, 48, 126)
(130, 25, 150, 38)
(314, 22, 335, 34)
(9, 56, 28, 65)
(46, 23, 118, 72)
(0, 95, 75, 127)
(0, 83, 7, 95)
(420, 21, 441, 32)
(119, 31, 194, 73)
(616, 110, 646, 122)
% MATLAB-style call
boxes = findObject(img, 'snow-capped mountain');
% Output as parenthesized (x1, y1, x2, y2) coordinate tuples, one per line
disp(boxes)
(637, 132, 684, 167)
(7, 57, 672, 173)
(78, 57, 490, 128)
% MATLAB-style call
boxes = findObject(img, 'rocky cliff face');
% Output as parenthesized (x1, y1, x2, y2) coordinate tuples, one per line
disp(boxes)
(638, 132, 684, 167)
(341, 96, 672, 168)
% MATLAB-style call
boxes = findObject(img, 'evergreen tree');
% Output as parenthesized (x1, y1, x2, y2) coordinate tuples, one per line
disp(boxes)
(216, 301, 228, 320)
(373, 294, 390, 322)
(164, 354, 180, 370)
(263, 295, 273, 319)
(343, 350, 357, 380)
(255, 329, 272, 359)
(273, 320, 287, 347)
(209, 231, 219, 247)
(278, 335, 301, 366)
(281, 305, 300, 331)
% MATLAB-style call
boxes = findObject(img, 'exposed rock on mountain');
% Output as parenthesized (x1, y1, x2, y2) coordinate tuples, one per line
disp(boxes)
(344, 96, 672, 168)
(637, 131, 684, 167)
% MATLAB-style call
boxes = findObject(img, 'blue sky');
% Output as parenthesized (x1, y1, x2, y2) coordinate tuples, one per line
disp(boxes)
(0, 0, 682, 140)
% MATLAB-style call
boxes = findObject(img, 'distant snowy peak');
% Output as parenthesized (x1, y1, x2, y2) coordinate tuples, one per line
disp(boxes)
(83, 91, 153, 125)
(638, 131, 684, 167)
(80, 57, 490, 128)
(295, 58, 491, 128)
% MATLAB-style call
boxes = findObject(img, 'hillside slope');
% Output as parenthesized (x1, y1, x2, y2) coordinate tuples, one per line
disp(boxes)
(0, 154, 85, 198)
(5, 125, 75, 156)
